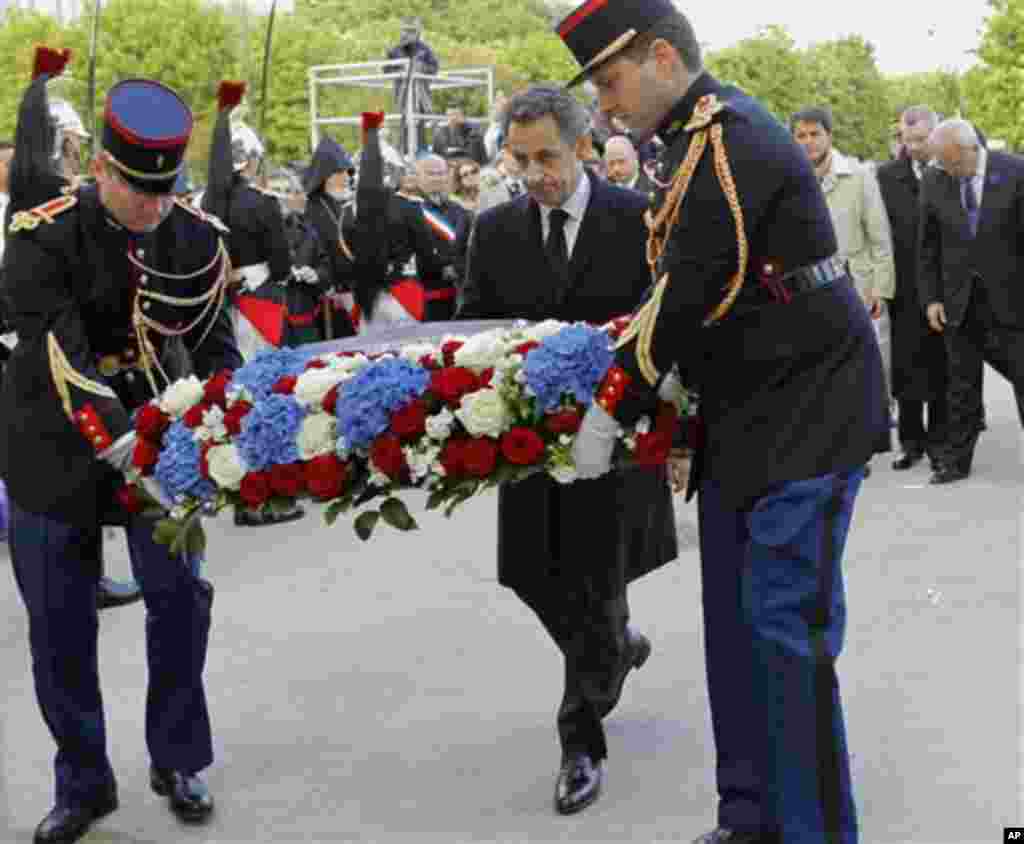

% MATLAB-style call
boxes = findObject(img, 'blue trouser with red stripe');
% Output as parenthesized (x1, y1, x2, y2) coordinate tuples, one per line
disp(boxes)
(698, 468, 863, 844)
(9, 502, 212, 808)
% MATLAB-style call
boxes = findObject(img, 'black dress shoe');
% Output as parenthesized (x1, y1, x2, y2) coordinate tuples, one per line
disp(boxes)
(96, 575, 143, 610)
(692, 827, 778, 844)
(892, 449, 925, 470)
(554, 753, 602, 815)
(150, 766, 214, 823)
(34, 793, 118, 844)
(929, 464, 970, 485)
(599, 629, 651, 718)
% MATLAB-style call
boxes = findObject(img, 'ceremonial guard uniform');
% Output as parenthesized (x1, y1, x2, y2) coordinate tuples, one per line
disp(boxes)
(350, 112, 445, 331)
(1, 79, 240, 844)
(563, 2, 886, 842)
(6, 45, 144, 610)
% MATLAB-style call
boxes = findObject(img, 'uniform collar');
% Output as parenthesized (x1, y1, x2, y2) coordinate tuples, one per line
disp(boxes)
(655, 70, 719, 147)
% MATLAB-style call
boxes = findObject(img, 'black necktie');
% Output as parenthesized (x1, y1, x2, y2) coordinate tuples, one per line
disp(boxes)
(963, 177, 979, 236)
(545, 208, 570, 297)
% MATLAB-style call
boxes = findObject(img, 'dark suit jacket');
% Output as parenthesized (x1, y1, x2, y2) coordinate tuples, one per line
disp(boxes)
(919, 150, 1024, 328)
(876, 157, 947, 400)
(458, 171, 677, 594)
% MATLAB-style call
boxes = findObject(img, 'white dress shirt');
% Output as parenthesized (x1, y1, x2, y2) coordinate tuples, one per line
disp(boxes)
(537, 167, 591, 259)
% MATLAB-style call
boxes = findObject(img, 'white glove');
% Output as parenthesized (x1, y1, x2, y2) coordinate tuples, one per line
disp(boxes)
(139, 475, 175, 513)
(98, 432, 136, 473)
(657, 367, 688, 415)
(292, 266, 319, 285)
(572, 402, 620, 480)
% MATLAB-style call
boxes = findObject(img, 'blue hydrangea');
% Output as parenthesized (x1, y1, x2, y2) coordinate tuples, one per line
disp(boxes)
(236, 394, 306, 471)
(154, 421, 217, 503)
(522, 324, 615, 411)
(229, 347, 311, 400)
(335, 357, 430, 450)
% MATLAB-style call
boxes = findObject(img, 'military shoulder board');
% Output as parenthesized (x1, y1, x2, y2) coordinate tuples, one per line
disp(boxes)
(174, 198, 229, 234)
(9, 194, 77, 234)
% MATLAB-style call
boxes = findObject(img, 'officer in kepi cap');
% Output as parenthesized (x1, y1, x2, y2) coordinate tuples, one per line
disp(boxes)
(1, 78, 242, 844)
(563, 1, 885, 843)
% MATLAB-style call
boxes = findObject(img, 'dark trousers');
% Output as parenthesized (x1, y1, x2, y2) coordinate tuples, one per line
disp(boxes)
(698, 469, 863, 844)
(512, 583, 629, 762)
(943, 284, 1024, 468)
(896, 396, 949, 457)
(9, 502, 213, 808)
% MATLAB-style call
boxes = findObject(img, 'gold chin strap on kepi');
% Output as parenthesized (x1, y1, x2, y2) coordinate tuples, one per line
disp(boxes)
(615, 94, 750, 388)
(129, 237, 232, 396)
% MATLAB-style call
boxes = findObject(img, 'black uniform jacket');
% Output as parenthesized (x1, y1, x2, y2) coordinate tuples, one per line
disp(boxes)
(614, 73, 886, 511)
(458, 171, 677, 593)
(876, 157, 947, 401)
(918, 150, 1024, 329)
(0, 186, 242, 525)
(224, 176, 293, 283)
(307, 192, 358, 293)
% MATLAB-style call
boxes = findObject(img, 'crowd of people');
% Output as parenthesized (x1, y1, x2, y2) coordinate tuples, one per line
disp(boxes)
(0, 1, 1020, 843)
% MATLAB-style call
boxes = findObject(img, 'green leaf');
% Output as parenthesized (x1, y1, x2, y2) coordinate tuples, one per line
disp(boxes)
(379, 497, 418, 532)
(267, 496, 297, 515)
(153, 518, 181, 547)
(354, 509, 380, 541)
(324, 498, 347, 526)
(185, 522, 207, 557)
(426, 487, 449, 511)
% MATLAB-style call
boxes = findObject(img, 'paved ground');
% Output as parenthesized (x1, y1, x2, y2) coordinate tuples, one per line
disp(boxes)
(1, 365, 1019, 844)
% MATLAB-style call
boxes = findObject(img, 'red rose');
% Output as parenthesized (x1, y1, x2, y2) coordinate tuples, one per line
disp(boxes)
(305, 358, 328, 370)
(322, 385, 339, 414)
(500, 427, 546, 466)
(633, 430, 673, 467)
(441, 340, 464, 367)
(239, 471, 272, 507)
(269, 462, 306, 497)
(136, 403, 170, 439)
(479, 367, 495, 386)
(514, 340, 540, 356)
(202, 370, 232, 408)
(132, 438, 161, 475)
(429, 367, 479, 405)
(439, 438, 467, 477)
(182, 402, 209, 429)
(462, 437, 499, 477)
(418, 354, 439, 370)
(545, 408, 582, 435)
(223, 400, 253, 436)
(116, 483, 144, 514)
(272, 375, 298, 395)
(390, 399, 427, 438)
(304, 454, 348, 500)
(369, 433, 407, 480)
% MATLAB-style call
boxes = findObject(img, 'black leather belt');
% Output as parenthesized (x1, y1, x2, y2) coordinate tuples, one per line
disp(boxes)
(781, 255, 847, 294)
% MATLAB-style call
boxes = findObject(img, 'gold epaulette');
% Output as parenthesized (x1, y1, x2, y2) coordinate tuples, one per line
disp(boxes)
(9, 194, 78, 234)
(174, 197, 229, 234)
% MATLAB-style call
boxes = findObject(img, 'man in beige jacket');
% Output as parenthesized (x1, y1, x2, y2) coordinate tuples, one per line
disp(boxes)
(793, 107, 895, 457)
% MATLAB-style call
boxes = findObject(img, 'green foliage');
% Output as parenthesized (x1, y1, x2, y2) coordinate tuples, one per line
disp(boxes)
(884, 70, 963, 122)
(962, 0, 1024, 149)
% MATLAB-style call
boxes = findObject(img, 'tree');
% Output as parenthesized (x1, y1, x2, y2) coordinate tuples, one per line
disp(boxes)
(962, 0, 1024, 149)
(0, 10, 70, 144)
(885, 70, 963, 123)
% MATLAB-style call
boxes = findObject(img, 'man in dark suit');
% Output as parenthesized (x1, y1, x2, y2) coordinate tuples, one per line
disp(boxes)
(414, 154, 471, 320)
(919, 118, 1024, 483)
(431, 107, 486, 165)
(876, 106, 949, 470)
(458, 84, 678, 815)
(604, 134, 655, 200)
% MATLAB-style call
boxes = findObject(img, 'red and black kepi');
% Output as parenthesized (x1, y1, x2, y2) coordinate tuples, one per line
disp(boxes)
(556, 0, 675, 88)
(103, 79, 193, 194)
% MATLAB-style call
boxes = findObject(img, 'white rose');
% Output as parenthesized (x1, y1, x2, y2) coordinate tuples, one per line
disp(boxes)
(202, 405, 228, 442)
(522, 319, 567, 343)
(297, 413, 338, 460)
(206, 444, 247, 490)
(453, 329, 510, 371)
(455, 388, 510, 438)
(634, 416, 651, 435)
(403, 444, 441, 482)
(294, 368, 345, 409)
(425, 407, 456, 441)
(400, 342, 440, 365)
(326, 353, 370, 375)
(160, 375, 205, 417)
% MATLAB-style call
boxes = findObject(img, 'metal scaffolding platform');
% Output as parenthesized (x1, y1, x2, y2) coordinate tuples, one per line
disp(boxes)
(308, 59, 494, 164)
